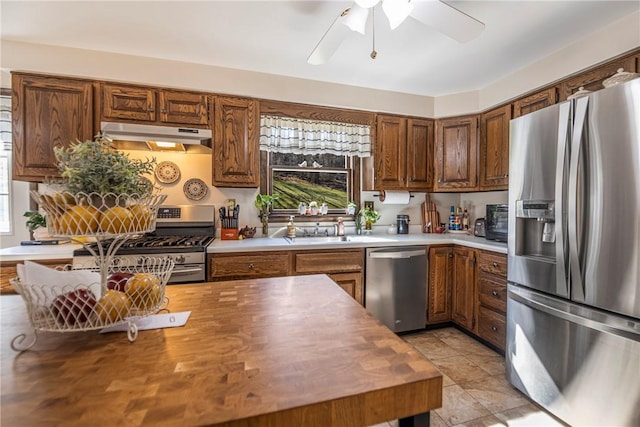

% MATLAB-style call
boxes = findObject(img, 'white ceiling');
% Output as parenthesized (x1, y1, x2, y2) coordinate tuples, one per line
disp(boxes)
(2, 1, 639, 97)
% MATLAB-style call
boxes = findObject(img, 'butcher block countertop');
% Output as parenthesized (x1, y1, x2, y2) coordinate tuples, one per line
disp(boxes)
(0, 274, 443, 426)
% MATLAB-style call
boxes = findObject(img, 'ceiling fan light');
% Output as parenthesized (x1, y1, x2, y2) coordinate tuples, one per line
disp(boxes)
(355, 0, 380, 8)
(343, 5, 370, 35)
(382, 0, 414, 30)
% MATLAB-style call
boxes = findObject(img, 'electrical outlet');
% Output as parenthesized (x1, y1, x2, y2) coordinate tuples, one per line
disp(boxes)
(364, 201, 374, 211)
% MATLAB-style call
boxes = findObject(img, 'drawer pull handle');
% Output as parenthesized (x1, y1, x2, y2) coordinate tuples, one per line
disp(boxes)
(491, 326, 498, 332)
(492, 290, 499, 297)
(248, 263, 255, 270)
(492, 262, 499, 268)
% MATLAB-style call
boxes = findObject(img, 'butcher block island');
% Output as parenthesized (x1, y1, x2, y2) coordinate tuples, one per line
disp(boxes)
(1, 274, 442, 427)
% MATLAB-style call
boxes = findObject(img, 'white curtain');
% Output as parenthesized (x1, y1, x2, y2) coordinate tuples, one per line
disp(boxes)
(259, 115, 371, 157)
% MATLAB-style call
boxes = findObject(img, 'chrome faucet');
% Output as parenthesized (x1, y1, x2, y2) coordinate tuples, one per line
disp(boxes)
(314, 222, 320, 236)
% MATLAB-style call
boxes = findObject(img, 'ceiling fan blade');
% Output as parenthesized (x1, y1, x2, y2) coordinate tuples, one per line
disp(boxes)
(307, 7, 356, 65)
(410, 0, 485, 43)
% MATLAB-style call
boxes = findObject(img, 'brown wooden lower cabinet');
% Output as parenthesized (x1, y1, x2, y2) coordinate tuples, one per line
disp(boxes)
(0, 259, 72, 295)
(427, 246, 453, 324)
(294, 249, 364, 305)
(451, 246, 477, 331)
(475, 250, 508, 351)
(207, 249, 364, 305)
(427, 246, 507, 352)
(327, 272, 363, 306)
(208, 251, 291, 281)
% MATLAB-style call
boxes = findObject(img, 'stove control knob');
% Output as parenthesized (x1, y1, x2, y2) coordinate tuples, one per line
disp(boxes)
(137, 257, 145, 266)
(176, 255, 186, 263)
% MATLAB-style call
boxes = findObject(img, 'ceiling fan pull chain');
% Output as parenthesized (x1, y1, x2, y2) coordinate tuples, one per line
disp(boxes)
(370, 6, 377, 59)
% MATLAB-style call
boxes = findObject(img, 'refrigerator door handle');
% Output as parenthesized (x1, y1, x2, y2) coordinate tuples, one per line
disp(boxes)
(508, 287, 640, 342)
(555, 103, 571, 295)
(568, 97, 588, 301)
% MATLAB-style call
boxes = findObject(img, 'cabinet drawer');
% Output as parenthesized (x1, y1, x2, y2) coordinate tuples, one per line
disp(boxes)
(294, 250, 364, 274)
(478, 251, 507, 278)
(478, 306, 506, 350)
(210, 252, 291, 280)
(478, 275, 507, 314)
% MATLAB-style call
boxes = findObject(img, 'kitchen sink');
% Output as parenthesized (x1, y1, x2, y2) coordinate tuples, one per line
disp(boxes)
(284, 235, 395, 245)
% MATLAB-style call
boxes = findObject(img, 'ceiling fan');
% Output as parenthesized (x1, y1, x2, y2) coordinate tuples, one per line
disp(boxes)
(307, 0, 485, 65)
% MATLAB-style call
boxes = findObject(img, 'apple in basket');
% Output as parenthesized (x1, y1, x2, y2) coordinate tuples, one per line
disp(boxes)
(125, 273, 163, 310)
(107, 272, 134, 292)
(96, 290, 132, 323)
(51, 288, 97, 325)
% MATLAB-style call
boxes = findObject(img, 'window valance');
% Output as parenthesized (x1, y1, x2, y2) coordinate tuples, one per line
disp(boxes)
(259, 115, 371, 157)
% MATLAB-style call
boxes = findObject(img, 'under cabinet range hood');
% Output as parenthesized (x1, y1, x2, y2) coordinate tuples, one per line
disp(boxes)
(101, 122, 212, 153)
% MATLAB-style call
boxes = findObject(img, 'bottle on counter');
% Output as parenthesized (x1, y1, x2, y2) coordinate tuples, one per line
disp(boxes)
(449, 205, 456, 231)
(462, 208, 469, 230)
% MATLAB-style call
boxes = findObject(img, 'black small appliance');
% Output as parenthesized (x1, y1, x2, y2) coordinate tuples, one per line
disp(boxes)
(485, 204, 508, 242)
(396, 215, 410, 234)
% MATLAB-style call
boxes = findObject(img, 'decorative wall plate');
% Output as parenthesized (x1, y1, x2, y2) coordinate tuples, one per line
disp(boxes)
(183, 178, 208, 201)
(155, 161, 181, 184)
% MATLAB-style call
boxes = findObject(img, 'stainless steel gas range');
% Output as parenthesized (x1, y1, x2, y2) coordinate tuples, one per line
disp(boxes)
(73, 205, 215, 284)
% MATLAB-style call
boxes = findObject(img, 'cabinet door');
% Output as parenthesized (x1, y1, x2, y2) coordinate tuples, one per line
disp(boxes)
(213, 96, 259, 187)
(479, 105, 511, 190)
(451, 246, 476, 331)
(558, 56, 636, 101)
(512, 88, 557, 118)
(159, 90, 209, 126)
(427, 246, 452, 324)
(328, 272, 363, 305)
(12, 74, 93, 181)
(406, 118, 434, 191)
(375, 115, 407, 189)
(434, 116, 478, 191)
(102, 83, 155, 122)
(209, 252, 291, 280)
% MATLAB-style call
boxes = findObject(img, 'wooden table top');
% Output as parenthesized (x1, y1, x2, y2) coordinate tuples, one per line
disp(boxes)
(1, 274, 442, 426)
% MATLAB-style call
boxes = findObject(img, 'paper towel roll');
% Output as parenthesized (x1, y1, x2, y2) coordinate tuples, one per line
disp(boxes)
(379, 190, 411, 204)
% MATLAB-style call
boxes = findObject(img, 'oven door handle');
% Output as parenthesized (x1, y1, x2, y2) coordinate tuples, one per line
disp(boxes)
(171, 267, 205, 274)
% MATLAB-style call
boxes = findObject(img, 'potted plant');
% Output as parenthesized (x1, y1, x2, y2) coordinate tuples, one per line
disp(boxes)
(54, 137, 157, 208)
(24, 211, 50, 240)
(360, 207, 381, 231)
(308, 201, 319, 216)
(255, 194, 279, 236)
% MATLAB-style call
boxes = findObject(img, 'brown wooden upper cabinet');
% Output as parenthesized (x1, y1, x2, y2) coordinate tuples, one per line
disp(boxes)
(102, 83, 209, 126)
(374, 115, 433, 191)
(479, 105, 511, 190)
(434, 115, 478, 191)
(12, 73, 94, 182)
(213, 96, 259, 187)
(558, 56, 636, 101)
(512, 88, 557, 118)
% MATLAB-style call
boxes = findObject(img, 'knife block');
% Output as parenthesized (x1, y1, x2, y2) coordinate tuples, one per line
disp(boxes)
(221, 228, 239, 240)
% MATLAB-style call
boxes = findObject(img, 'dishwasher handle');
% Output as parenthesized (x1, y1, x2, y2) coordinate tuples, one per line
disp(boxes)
(368, 249, 427, 259)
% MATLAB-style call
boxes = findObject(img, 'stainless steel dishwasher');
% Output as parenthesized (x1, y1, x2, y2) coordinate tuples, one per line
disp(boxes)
(365, 246, 427, 333)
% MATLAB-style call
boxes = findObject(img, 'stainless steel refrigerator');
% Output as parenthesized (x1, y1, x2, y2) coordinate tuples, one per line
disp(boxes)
(506, 79, 640, 426)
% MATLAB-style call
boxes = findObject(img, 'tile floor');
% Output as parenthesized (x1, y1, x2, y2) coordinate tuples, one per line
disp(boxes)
(373, 327, 566, 427)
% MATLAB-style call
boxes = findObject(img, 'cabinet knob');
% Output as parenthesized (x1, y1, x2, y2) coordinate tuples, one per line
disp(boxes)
(438, 179, 442, 183)
(493, 262, 499, 268)
(147, 108, 154, 112)
(248, 263, 255, 270)
(491, 326, 498, 332)
(161, 109, 167, 113)
(492, 290, 498, 297)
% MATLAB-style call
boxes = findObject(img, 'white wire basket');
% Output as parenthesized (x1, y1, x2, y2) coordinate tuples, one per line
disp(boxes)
(10, 257, 174, 351)
(32, 191, 167, 237)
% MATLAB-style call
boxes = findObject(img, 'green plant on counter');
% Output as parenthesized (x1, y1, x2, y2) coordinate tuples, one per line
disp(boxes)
(54, 137, 157, 195)
(255, 194, 279, 236)
(359, 206, 381, 230)
(23, 211, 46, 231)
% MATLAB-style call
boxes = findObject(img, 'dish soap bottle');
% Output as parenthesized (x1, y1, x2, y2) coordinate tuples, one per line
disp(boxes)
(286, 215, 297, 238)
